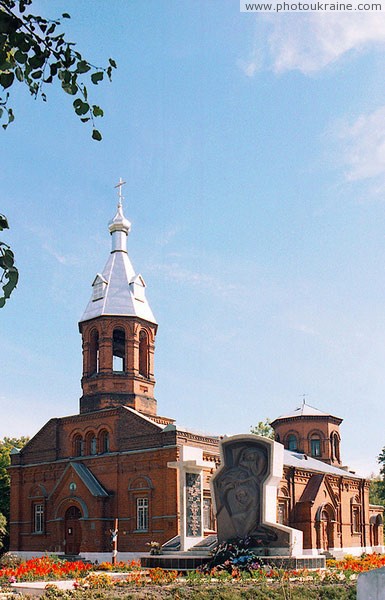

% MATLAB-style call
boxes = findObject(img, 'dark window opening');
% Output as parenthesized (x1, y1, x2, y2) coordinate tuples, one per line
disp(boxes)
(86, 433, 97, 455)
(311, 436, 321, 457)
(113, 328, 126, 372)
(287, 434, 298, 451)
(332, 433, 340, 462)
(89, 330, 99, 375)
(139, 330, 149, 377)
(73, 435, 83, 457)
(99, 430, 110, 453)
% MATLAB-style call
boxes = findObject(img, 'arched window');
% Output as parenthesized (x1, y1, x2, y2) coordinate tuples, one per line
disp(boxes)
(351, 496, 361, 534)
(113, 328, 125, 372)
(287, 434, 298, 451)
(99, 430, 110, 453)
(331, 432, 340, 462)
(73, 435, 83, 457)
(139, 330, 149, 377)
(277, 487, 290, 525)
(33, 503, 44, 534)
(89, 330, 99, 374)
(86, 432, 97, 455)
(310, 434, 322, 457)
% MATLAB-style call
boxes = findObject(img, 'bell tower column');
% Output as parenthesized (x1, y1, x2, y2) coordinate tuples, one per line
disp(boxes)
(78, 182, 158, 416)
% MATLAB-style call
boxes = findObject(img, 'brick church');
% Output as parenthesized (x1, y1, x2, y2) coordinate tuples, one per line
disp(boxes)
(9, 194, 383, 560)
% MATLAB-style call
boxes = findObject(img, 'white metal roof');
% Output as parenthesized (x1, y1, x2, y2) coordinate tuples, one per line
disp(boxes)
(79, 201, 157, 325)
(284, 450, 363, 479)
(274, 403, 341, 421)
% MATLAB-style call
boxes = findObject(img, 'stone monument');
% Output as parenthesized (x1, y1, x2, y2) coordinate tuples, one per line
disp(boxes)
(211, 434, 303, 556)
(357, 566, 385, 600)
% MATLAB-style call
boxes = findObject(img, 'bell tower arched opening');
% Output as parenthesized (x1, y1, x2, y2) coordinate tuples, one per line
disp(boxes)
(139, 330, 149, 377)
(89, 329, 99, 375)
(113, 328, 126, 372)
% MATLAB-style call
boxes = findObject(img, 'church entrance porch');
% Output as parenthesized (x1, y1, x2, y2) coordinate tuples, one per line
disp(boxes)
(64, 506, 82, 555)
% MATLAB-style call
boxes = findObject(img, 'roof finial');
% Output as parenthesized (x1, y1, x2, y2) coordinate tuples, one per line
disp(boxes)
(114, 177, 127, 207)
(300, 393, 307, 407)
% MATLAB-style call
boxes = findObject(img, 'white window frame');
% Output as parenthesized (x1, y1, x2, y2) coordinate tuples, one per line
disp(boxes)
(34, 503, 44, 533)
(136, 497, 149, 531)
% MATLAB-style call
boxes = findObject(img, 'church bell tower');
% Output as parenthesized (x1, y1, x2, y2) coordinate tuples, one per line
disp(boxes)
(78, 184, 158, 416)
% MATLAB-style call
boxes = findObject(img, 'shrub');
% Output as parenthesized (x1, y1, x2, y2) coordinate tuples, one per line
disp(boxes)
(0, 552, 22, 568)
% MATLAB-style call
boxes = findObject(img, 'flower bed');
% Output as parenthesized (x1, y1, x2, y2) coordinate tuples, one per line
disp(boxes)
(0, 556, 92, 584)
(0, 553, 384, 598)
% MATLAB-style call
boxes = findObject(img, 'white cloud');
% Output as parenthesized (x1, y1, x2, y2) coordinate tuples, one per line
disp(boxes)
(243, 13, 385, 75)
(333, 105, 385, 183)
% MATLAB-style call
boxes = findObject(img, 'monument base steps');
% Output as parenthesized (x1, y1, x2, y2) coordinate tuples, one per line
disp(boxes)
(140, 552, 326, 571)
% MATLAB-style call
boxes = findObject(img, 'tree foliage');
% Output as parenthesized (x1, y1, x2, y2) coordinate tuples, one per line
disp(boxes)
(0, 0, 116, 138)
(0, 512, 6, 550)
(372, 446, 385, 508)
(0, 436, 29, 520)
(250, 418, 274, 439)
(0, 213, 18, 307)
(369, 478, 385, 507)
(0, 0, 116, 307)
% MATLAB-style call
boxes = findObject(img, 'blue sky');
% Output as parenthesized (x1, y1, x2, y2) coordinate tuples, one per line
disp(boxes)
(1, 1, 385, 476)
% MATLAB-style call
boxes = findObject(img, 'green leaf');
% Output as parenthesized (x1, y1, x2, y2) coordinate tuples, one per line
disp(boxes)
(76, 60, 90, 74)
(92, 105, 103, 118)
(61, 70, 71, 84)
(62, 13, 71, 18)
(0, 50, 8, 67)
(0, 72, 15, 89)
(91, 71, 103, 85)
(74, 100, 89, 116)
(29, 53, 45, 69)
(14, 50, 27, 64)
(0, 249, 14, 269)
(50, 62, 59, 77)
(0, 12, 21, 35)
(0, 215, 9, 231)
(109, 58, 117, 69)
(15, 66, 23, 82)
(31, 70, 43, 79)
(18, 37, 31, 52)
(2, 268, 19, 299)
(92, 129, 102, 141)
(62, 82, 77, 95)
